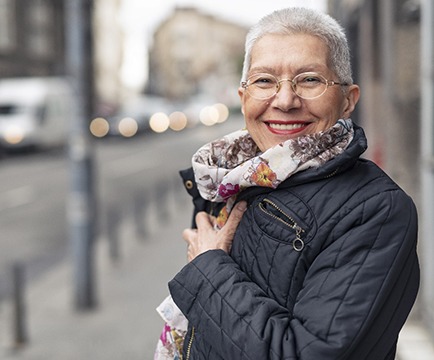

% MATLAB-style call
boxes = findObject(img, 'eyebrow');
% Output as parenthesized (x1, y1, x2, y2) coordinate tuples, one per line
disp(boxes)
(249, 63, 328, 76)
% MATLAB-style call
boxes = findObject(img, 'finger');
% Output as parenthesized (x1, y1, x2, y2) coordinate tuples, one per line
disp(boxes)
(195, 211, 214, 230)
(182, 228, 197, 243)
(221, 201, 247, 235)
(187, 244, 194, 262)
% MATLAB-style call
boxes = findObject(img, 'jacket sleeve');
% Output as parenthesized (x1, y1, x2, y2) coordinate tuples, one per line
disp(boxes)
(168, 190, 419, 360)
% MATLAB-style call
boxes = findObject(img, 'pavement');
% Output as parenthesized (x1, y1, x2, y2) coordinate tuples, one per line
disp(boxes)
(0, 179, 189, 360)
(397, 320, 434, 360)
(0, 176, 433, 360)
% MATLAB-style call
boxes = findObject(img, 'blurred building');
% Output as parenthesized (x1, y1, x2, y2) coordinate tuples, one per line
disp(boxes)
(0, 0, 65, 77)
(147, 7, 248, 105)
(329, 0, 434, 344)
(93, 0, 124, 115)
(0, 0, 125, 116)
(329, 0, 421, 200)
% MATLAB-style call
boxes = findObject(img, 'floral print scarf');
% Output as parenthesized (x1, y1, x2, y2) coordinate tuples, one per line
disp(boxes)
(192, 118, 354, 228)
(155, 118, 354, 359)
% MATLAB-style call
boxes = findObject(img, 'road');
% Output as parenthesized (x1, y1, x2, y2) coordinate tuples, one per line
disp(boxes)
(0, 115, 243, 301)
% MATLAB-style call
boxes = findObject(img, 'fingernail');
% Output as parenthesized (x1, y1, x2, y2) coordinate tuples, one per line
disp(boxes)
(237, 201, 247, 211)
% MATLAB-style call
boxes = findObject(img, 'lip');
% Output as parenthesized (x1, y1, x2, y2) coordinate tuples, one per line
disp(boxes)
(265, 120, 312, 135)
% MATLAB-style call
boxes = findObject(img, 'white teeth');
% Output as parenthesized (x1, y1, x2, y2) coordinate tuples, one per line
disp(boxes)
(268, 123, 305, 130)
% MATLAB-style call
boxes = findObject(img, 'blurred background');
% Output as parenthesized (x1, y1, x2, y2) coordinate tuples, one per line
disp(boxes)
(0, 0, 433, 359)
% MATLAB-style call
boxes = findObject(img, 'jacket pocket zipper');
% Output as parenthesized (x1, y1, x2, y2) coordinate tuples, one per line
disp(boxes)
(259, 198, 305, 251)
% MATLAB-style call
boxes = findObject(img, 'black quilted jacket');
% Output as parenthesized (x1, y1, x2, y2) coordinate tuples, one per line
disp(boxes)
(169, 124, 419, 360)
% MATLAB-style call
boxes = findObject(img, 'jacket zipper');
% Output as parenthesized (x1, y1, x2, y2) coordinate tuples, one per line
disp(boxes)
(185, 326, 195, 360)
(324, 166, 339, 179)
(259, 198, 305, 251)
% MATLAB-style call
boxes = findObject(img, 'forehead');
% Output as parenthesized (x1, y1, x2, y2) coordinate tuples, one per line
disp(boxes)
(249, 33, 331, 75)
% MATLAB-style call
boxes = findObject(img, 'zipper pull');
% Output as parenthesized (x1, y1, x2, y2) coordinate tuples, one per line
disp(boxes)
(292, 227, 304, 251)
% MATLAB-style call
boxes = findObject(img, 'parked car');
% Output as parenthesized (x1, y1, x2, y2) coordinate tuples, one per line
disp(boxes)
(0, 77, 74, 151)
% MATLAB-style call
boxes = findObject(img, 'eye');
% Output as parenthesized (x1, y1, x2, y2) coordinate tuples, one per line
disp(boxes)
(301, 75, 321, 83)
(249, 74, 276, 88)
(296, 73, 324, 87)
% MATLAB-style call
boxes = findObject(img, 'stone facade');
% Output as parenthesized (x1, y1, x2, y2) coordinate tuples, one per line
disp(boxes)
(0, 0, 65, 77)
(147, 7, 247, 104)
(0, 0, 124, 115)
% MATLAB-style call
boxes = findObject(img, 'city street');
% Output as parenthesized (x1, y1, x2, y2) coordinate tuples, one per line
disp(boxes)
(0, 0, 433, 358)
(0, 116, 243, 302)
(0, 114, 433, 359)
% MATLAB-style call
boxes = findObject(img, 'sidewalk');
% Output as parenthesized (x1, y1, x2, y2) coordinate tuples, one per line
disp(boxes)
(397, 320, 434, 360)
(0, 181, 189, 360)
(0, 179, 433, 359)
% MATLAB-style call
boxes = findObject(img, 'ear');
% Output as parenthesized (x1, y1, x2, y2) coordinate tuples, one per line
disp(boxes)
(341, 84, 360, 119)
(238, 86, 246, 115)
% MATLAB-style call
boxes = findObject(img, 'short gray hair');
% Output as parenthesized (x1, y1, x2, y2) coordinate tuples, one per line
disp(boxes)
(241, 7, 353, 85)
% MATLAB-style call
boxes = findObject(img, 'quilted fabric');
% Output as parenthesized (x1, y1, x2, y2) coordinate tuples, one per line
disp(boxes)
(170, 124, 419, 360)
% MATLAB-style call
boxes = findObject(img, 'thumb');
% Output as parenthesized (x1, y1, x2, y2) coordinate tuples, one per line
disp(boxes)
(221, 201, 247, 236)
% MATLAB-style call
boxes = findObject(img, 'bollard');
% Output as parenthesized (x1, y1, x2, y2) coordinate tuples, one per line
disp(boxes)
(107, 207, 121, 263)
(12, 263, 28, 347)
(133, 191, 147, 240)
(156, 180, 170, 222)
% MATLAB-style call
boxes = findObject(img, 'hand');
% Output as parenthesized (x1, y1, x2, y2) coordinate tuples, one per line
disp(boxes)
(183, 201, 247, 261)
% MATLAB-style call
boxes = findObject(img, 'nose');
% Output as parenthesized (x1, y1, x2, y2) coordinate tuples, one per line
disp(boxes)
(273, 79, 301, 111)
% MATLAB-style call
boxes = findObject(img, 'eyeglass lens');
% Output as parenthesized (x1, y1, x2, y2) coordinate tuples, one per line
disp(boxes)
(246, 73, 329, 100)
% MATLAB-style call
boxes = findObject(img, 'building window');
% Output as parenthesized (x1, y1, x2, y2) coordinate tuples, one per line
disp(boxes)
(26, 0, 54, 58)
(0, 0, 16, 52)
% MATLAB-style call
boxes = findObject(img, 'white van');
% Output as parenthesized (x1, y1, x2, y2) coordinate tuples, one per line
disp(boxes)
(0, 77, 75, 150)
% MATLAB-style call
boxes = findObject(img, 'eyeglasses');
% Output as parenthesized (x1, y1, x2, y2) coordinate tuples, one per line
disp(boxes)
(241, 72, 348, 100)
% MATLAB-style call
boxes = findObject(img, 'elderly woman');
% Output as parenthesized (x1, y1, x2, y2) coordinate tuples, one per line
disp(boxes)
(165, 7, 419, 360)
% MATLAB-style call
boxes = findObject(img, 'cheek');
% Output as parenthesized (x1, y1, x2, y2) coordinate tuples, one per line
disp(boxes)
(308, 97, 345, 123)
(243, 102, 266, 142)
(243, 98, 266, 122)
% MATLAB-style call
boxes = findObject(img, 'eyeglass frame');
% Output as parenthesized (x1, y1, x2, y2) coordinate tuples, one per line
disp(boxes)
(240, 72, 349, 100)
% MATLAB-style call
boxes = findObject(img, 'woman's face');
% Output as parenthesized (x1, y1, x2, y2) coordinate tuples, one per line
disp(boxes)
(238, 33, 360, 152)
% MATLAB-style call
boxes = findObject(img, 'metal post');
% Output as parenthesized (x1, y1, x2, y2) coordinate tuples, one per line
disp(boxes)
(133, 192, 148, 239)
(12, 263, 27, 347)
(64, 0, 97, 310)
(107, 207, 121, 262)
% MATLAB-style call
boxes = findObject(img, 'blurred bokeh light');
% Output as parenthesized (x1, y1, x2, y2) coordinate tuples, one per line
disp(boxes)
(169, 111, 188, 131)
(149, 112, 170, 133)
(89, 117, 109, 138)
(118, 117, 138, 137)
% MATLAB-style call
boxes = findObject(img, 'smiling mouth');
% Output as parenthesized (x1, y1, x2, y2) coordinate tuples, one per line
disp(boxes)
(266, 122, 310, 133)
(268, 123, 307, 131)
